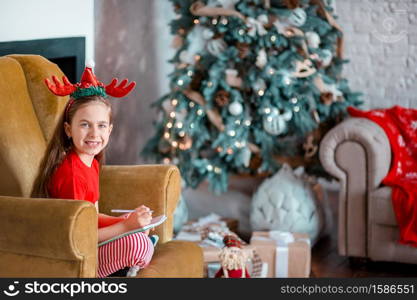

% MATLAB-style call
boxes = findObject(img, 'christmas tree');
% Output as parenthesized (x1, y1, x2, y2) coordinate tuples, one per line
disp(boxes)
(142, 0, 362, 194)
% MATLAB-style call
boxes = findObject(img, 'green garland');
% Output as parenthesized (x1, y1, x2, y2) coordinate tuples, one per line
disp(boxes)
(71, 86, 107, 99)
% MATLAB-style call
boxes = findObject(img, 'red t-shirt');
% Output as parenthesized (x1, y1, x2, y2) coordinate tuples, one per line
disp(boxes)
(48, 150, 99, 205)
(48, 151, 123, 229)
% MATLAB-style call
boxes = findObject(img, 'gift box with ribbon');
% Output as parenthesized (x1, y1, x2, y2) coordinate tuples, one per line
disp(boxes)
(250, 231, 311, 278)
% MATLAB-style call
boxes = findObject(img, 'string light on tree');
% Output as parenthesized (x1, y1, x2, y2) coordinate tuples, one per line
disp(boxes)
(143, 0, 362, 194)
(267, 67, 276, 75)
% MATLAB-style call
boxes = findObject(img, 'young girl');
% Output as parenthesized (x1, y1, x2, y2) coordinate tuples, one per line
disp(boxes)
(31, 65, 154, 278)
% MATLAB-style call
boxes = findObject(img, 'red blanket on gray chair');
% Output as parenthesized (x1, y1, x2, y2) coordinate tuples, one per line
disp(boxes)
(348, 106, 417, 247)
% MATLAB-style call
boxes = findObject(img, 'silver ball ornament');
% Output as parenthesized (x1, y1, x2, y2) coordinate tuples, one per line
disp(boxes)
(288, 8, 307, 27)
(228, 101, 243, 116)
(305, 31, 320, 49)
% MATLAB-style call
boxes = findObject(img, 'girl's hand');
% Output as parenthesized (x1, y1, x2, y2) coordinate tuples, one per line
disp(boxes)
(135, 205, 153, 227)
(123, 205, 152, 231)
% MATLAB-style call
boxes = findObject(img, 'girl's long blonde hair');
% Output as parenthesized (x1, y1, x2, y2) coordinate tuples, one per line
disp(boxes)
(31, 95, 113, 198)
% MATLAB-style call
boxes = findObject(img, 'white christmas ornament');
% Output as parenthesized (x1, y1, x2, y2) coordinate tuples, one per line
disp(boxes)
(288, 8, 307, 27)
(228, 101, 243, 116)
(180, 25, 208, 64)
(305, 31, 320, 48)
(273, 18, 292, 36)
(263, 107, 292, 136)
(225, 69, 243, 88)
(250, 164, 325, 245)
(320, 49, 333, 67)
(246, 15, 268, 37)
(323, 82, 343, 100)
(207, 38, 227, 56)
(256, 48, 268, 68)
(239, 146, 252, 168)
(202, 28, 215, 39)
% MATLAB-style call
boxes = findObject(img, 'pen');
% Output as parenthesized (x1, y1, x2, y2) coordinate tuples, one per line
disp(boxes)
(111, 209, 154, 214)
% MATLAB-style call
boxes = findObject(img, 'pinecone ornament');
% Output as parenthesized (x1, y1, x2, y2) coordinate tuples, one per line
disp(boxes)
(284, 0, 300, 9)
(236, 42, 250, 59)
(320, 92, 333, 106)
(215, 90, 230, 107)
(178, 135, 193, 150)
(303, 133, 318, 159)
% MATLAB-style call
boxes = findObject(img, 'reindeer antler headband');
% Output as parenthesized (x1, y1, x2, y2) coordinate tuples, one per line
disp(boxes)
(45, 61, 135, 98)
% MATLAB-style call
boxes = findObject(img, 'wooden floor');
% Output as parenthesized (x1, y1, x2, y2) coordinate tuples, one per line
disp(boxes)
(310, 190, 417, 278)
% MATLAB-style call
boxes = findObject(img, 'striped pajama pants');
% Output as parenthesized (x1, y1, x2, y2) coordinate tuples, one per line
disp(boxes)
(97, 232, 154, 278)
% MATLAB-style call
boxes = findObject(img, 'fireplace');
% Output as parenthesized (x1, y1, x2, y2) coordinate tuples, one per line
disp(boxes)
(0, 37, 85, 83)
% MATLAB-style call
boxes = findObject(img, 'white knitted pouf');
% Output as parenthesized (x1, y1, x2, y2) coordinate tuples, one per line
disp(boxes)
(250, 164, 325, 245)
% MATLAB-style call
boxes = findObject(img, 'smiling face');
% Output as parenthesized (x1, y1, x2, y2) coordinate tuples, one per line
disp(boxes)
(64, 102, 113, 166)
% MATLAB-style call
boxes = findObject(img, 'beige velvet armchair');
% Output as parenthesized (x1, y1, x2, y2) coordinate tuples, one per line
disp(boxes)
(0, 54, 203, 277)
(319, 117, 417, 264)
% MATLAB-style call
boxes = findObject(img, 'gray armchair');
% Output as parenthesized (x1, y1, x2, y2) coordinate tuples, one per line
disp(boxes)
(319, 117, 417, 263)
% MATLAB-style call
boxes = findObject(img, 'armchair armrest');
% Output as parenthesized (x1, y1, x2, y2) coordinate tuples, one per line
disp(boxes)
(319, 117, 391, 257)
(319, 117, 391, 189)
(0, 196, 97, 277)
(99, 165, 181, 243)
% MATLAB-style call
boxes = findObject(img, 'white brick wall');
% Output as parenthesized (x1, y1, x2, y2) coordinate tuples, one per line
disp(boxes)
(335, 0, 417, 109)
